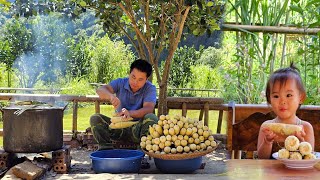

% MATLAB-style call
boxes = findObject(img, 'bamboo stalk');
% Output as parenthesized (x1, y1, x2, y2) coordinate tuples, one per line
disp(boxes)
(221, 23, 320, 35)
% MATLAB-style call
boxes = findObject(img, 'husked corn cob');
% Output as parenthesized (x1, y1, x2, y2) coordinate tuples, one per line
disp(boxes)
(110, 116, 133, 123)
(141, 114, 217, 154)
(109, 121, 138, 129)
(278, 136, 315, 160)
(262, 123, 302, 136)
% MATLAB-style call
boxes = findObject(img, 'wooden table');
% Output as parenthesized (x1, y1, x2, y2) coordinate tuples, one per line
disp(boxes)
(223, 159, 320, 180)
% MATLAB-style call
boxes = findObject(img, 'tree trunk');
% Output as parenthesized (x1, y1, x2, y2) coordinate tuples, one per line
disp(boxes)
(157, 82, 168, 116)
(156, 7, 191, 115)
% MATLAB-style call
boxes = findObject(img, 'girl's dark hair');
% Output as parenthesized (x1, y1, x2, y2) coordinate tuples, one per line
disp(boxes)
(130, 59, 153, 78)
(265, 62, 306, 104)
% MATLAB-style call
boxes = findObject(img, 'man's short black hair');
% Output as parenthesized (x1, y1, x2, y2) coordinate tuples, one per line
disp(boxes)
(130, 59, 153, 78)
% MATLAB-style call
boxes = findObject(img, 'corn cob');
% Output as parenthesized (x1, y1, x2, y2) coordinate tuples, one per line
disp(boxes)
(262, 123, 302, 136)
(109, 121, 139, 129)
(110, 116, 133, 123)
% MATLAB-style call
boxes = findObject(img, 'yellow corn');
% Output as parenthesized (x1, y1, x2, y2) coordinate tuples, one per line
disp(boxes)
(109, 121, 139, 129)
(263, 123, 302, 136)
(110, 116, 133, 123)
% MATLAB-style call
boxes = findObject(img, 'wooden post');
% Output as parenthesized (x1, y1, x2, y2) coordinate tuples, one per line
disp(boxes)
(216, 110, 224, 134)
(95, 101, 100, 113)
(235, 150, 242, 159)
(199, 109, 204, 121)
(182, 102, 187, 117)
(72, 100, 78, 134)
(204, 102, 209, 127)
(227, 101, 235, 159)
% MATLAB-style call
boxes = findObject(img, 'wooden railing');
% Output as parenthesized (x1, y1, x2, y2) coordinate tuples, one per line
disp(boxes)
(90, 83, 221, 98)
(0, 87, 70, 94)
(0, 93, 227, 135)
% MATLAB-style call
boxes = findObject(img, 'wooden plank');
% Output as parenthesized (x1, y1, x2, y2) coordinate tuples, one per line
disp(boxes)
(0, 93, 108, 102)
(167, 97, 224, 104)
(226, 159, 320, 178)
(166, 103, 228, 110)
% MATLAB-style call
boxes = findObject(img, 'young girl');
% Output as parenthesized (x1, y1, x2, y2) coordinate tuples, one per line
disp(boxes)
(257, 63, 315, 159)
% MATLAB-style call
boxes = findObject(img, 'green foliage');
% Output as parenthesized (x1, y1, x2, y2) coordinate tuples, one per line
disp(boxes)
(189, 65, 222, 90)
(288, 1, 320, 105)
(0, 17, 32, 86)
(198, 46, 223, 69)
(88, 35, 135, 84)
(167, 45, 203, 89)
(0, 0, 11, 11)
(0, 63, 8, 87)
(60, 77, 95, 95)
(66, 36, 92, 78)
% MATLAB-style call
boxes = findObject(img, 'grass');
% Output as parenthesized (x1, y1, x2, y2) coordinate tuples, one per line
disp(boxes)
(0, 104, 227, 147)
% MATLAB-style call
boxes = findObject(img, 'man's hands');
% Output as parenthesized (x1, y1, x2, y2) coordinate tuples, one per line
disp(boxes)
(114, 108, 131, 119)
(110, 95, 120, 110)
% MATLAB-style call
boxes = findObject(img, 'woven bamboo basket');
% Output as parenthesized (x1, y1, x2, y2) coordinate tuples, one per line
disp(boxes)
(143, 143, 218, 160)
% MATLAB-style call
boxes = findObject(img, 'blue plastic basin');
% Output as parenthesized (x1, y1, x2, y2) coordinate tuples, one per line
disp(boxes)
(90, 149, 144, 173)
(154, 156, 202, 173)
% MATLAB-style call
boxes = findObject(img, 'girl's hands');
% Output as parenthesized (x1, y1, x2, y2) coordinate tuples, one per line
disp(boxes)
(262, 127, 277, 144)
(295, 126, 306, 142)
(263, 125, 306, 145)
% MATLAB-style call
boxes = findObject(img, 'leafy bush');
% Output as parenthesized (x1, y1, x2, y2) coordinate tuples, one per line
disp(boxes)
(198, 46, 223, 69)
(189, 65, 223, 97)
(60, 77, 95, 95)
(167, 45, 204, 89)
(88, 35, 135, 84)
(66, 35, 92, 78)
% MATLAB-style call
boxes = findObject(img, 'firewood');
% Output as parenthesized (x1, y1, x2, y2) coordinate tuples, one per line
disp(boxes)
(11, 161, 44, 180)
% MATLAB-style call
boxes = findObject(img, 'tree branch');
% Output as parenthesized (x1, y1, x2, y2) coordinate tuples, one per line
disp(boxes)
(161, 5, 191, 87)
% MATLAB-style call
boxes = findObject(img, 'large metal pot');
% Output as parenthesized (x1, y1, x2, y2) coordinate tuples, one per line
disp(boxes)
(2, 106, 64, 153)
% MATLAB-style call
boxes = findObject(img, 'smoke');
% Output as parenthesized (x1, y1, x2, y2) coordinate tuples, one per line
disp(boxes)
(13, 14, 70, 88)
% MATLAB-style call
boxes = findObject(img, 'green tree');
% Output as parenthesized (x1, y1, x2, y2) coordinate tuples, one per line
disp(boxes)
(167, 45, 203, 89)
(66, 35, 92, 78)
(198, 46, 222, 69)
(87, 34, 135, 84)
(0, 18, 32, 87)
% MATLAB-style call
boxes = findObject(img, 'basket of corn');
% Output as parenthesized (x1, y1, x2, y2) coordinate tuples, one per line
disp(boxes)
(140, 114, 218, 173)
